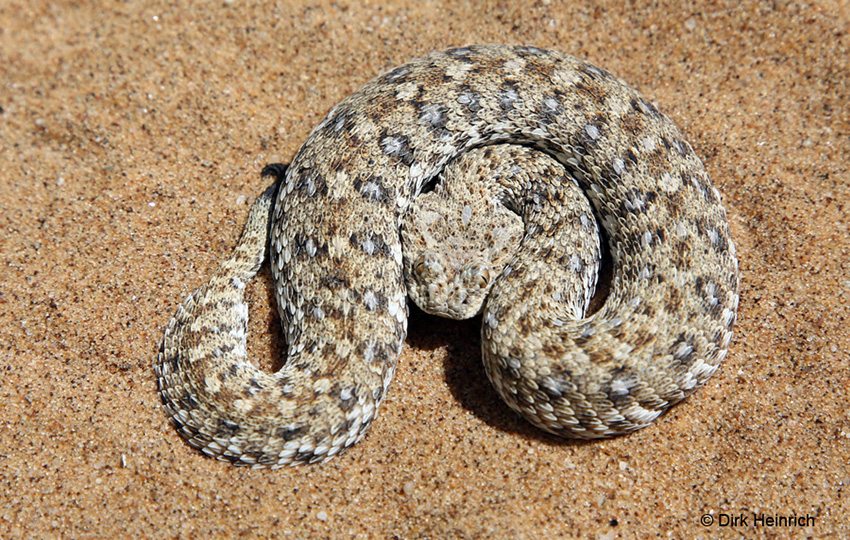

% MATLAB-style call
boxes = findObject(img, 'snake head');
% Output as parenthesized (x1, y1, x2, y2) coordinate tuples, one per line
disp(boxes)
(405, 251, 495, 319)
(401, 183, 522, 320)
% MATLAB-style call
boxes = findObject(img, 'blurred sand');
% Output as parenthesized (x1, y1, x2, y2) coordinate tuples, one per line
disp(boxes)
(1, 1, 848, 538)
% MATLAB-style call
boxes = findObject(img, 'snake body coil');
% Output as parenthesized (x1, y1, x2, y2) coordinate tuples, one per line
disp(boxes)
(156, 45, 739, 467)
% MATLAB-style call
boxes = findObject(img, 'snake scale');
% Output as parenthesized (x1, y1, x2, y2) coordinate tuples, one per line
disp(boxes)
(155, 45, 739, 468)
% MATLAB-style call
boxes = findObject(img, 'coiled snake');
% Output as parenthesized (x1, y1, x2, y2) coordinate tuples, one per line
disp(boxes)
(156, 45, 739, 467)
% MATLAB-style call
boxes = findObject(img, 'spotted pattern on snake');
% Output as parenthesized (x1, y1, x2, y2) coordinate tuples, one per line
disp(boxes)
(155, 45, 739, 468)
(401, 145, 601, 323)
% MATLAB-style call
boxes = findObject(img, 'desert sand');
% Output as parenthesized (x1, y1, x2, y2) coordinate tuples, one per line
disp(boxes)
(1, 0, 847, 538)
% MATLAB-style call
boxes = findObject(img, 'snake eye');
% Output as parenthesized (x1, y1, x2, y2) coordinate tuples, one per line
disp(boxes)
(413, 253, 441, 279)
(470, 265, 490, 289)
(413, 254, 427, 276)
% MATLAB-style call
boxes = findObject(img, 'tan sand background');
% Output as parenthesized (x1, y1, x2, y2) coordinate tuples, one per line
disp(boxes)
(2, 0, 848, 538)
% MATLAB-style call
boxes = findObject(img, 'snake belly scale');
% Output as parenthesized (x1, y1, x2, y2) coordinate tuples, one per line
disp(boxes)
(155, 45, 739, 468)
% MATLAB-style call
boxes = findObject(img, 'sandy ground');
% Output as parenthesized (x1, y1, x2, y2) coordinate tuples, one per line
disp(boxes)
(1, 0, 848, 538)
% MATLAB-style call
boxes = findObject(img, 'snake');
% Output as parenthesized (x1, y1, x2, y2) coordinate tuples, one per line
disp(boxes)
(155, 45, 739, 468)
